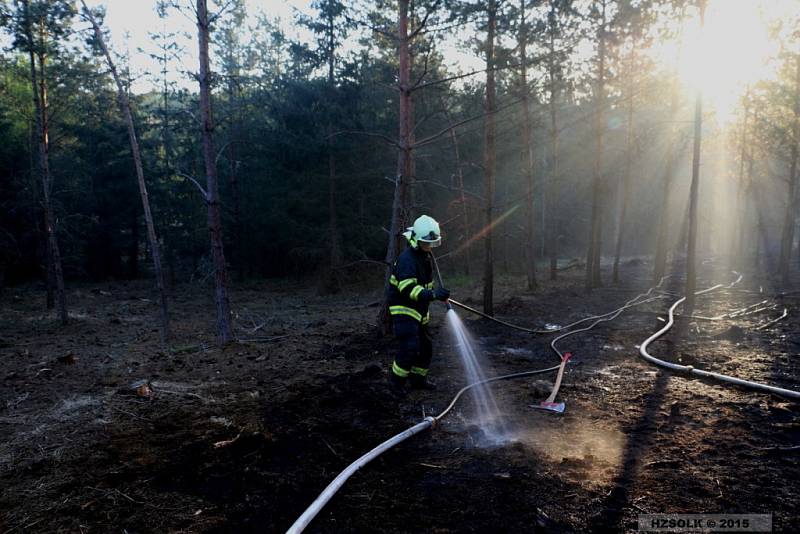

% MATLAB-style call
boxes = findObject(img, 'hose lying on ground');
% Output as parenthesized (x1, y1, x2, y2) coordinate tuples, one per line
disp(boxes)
(450, 283, 668, 337)
(289, 272, 798, 533)
(287, 281, 669, 533)
(639, 276, 800, 400)
(286, 416, 437, 534)
(285, 359, 563, 534)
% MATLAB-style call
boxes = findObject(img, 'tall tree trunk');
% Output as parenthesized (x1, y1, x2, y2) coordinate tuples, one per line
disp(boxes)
(45, 229, 55, 308)
(652, 139, 682, 283)
(683, 1, 706, 317)
(652, 8, 686, 285)
(230, 129, 243, 281)
(779, 55, 800, 283)
(586, 0, 607, 290)
(83, 2, 171, 342)
(448, 126, 472, 276)
(753, 180, 769, 271)
(483, 0, 497, 315)
(520, 0, 537, 290)
(378, 0, 414, 334)
(731, 89, 751, 269)
(226, 53, 244, 283)
(325, 131, 341, 280)
(26, 120, 51, 304)
(326, 6, 342, 291)
(197, 0, 234, 343)
(612, 43, 636, 283)
(160, 29, 177, 287)
(129, 209, 139, 278)
(25, 3, 67, 324)
(40, 62, 67, 325)
(547, 0, 560, 280)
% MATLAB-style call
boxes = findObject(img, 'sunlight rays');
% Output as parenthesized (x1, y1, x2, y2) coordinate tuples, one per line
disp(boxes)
(649, 0, 791, 125)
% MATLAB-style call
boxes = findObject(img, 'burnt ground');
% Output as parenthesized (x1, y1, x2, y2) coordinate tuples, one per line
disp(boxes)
(1, 260, 799, 533)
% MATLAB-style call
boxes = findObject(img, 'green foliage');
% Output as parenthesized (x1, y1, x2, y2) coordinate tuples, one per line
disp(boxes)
(9, 0, 76, 57)
(0, 0, 797, 287)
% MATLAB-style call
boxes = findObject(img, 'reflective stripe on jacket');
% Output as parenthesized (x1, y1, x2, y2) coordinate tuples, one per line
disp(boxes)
(388, 243, 434, 324)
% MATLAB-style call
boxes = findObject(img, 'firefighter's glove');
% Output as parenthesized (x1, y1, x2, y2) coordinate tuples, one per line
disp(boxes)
(434, 287, 450, 302)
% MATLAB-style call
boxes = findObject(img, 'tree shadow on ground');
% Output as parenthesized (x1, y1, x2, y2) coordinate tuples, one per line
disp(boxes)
(591, 370, 671, 532)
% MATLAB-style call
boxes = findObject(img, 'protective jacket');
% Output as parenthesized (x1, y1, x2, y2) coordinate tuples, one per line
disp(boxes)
(388, 240, 434, 324)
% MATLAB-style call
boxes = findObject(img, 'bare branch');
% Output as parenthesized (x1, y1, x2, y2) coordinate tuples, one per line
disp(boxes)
(215, 140, 233, 166)
(408, 0, 441, 39)
(208, 0, 236, 24)
(412, 98, 524, 149)
(439, 213, 463, 227)
(177, 172, 209, 201)
(412, 62, 522, 92)
(415, 179, 484, 201)
(330, 130, 400, 148)
(344, 13, 395, 39)
(411, 47, 432, 89)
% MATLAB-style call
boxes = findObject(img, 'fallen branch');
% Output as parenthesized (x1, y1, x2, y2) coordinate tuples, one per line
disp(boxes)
(557, 260, 583, 272)
(152, 388, 206, 401)
(213, 432, 242, 449)
(107, 404, 154, 423)
(1, 518, 44, 534)
(322, 438, 341, 459)
(644, 459, 681, 468)
(755, 308, 788, 330)
(237, 333, 295, 344)
(416, 462, 448, 469)
(755, 444, 800, 452)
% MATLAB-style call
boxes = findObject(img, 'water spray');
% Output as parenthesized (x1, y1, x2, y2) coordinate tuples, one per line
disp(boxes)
(431, 248, 509, 439)
(287, 272, 800, 533)
(433, 247, 568, 414)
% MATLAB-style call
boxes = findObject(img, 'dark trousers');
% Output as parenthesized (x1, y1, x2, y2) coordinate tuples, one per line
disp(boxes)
(392, 317, 432, 380)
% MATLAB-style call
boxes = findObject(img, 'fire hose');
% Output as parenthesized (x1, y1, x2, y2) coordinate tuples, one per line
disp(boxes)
(287, 279, 671, 533)
(639, 275, 800, 400)
(288, 272, 798, 532)
(286, 364, 561, 534)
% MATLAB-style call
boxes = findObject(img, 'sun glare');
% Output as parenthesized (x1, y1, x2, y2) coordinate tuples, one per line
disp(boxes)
(652, 0, 791, 124)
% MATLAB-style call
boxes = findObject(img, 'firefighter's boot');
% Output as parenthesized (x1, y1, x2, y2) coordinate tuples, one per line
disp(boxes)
(409, 373, 437, 391)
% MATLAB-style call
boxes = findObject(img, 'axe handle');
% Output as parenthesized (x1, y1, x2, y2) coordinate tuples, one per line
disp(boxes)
(544, 353, 571, 404)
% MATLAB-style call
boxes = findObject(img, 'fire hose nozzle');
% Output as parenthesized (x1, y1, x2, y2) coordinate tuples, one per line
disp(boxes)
(430, 251, 452, 311)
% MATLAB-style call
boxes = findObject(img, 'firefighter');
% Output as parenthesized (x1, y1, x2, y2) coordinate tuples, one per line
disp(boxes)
(387, 215, 450, 395)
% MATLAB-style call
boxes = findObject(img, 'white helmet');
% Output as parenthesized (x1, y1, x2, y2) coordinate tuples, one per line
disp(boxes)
(403, 214, 442, 248)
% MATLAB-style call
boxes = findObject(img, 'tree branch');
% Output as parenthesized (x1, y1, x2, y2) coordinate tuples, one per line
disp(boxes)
(215, 140, 233, 166)
(415, 179, 484, 201)
(330, 129, 400, 148)
(177, 172, 209, 201)
(208, 0, 235, 24)
(344, 13, 394, 39)
(411, 48, 432, 89)
(412, 61, 521, 92)
(412, 98, 523, 149)
(408, 0, 441, 39)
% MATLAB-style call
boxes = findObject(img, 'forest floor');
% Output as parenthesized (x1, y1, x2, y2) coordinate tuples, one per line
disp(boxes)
(1, 260, 799, 533)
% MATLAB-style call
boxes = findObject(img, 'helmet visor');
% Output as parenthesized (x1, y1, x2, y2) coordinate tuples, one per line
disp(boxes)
(417, 230, 441, 247)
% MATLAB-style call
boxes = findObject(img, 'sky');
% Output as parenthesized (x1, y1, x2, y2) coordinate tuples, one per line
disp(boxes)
(90, 0, 485, 94)
(92, 0, 316, 93)
(646, 0, 796, 125)
(4, 0, 794, 108)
